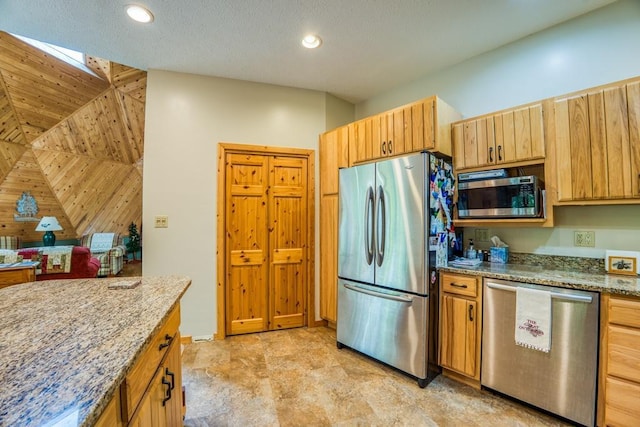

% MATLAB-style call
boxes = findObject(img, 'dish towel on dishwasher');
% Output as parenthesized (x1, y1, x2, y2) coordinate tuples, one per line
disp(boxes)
(515, 287, 551, 353)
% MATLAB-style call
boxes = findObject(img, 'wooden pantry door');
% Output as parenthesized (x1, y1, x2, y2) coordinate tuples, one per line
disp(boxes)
(225, 153, 270, 335)
(221, 145, 312, 337)
(268, 156, 307, 330)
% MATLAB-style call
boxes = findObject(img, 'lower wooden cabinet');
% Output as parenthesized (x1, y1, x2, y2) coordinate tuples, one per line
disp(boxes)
(439, 272, 482, 387)
(601, 295, 640, 426)
(95, 304, 184, 426)
(129, 336, 183, 427)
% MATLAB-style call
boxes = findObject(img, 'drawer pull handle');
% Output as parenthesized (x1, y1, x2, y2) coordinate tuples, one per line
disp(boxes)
(450, 283, 468, 288)
(165, 367, 175, 390)
(469, 305, 474, 321)
(159, 334, 173, 350)
(489, 146, 494, 162)
(162, 377, 172, 406)
(381, 141, 386, 155)
(388, 140, 393, 154)
(498, 145, 503, 161)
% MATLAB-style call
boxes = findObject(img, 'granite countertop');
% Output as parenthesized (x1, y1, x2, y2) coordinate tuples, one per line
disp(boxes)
(440, 263, 640, 297)
(0, 275, 191, 427)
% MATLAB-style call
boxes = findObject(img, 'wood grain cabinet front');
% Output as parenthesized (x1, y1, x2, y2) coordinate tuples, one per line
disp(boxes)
(122, 305, 183, 426)
(439, 272, 482, 387)
(601, 295, 640, 426)
(452, 103, 545, 171)
(349, 96, 459, 165)
(555, 79, 640, 203)
(319, 125, 349, 324)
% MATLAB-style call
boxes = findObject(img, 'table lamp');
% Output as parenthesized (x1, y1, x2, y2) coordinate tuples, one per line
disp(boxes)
(35, 216, 63, 246)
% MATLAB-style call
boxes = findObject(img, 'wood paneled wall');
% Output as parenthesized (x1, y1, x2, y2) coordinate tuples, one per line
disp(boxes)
(0, 32, 145, 243)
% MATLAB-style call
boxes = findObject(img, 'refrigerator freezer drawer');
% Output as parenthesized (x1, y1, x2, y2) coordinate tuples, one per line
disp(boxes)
(337, 279, 428, 380)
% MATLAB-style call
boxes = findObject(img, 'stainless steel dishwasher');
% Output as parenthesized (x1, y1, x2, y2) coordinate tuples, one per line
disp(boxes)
(482, 278, 599, 427)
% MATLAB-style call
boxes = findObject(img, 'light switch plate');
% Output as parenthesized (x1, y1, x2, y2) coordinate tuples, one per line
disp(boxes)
(154, 215, 168, 228)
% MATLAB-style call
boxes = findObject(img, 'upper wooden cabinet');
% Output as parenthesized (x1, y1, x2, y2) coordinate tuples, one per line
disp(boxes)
(554, 80, 640, 202)
(453, 103, 545, 171)
(349, 96, 460, 164)
(319, 125, 349, 196)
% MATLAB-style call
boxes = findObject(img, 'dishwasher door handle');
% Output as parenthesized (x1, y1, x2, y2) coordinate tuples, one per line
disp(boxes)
(486, 282, 593, 303)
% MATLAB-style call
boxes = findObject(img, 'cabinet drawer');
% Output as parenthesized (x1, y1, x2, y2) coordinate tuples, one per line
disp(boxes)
(605, 376, 640, 426)
(441, 273, 478, 297)
(122, 304, 181, 421)
(607, 325, 640, 384)
(609, 296, 640, 328)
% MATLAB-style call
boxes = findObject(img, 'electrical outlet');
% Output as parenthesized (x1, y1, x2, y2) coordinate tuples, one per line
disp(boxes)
(475, 228, 489, 242)
(574, 230, 595, 247)
(154, 215, 168, 228)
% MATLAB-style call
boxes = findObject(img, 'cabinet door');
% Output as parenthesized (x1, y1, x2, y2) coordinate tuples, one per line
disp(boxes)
(129, 368, 167, 427)
(320, 195, 338, 322)
(412, 98, 435, 152)
(319, 125, 349, 195)
(163, 337, 183, 427)
(454, 103, 544, 171)
(440, 294, 478, 377)
(555, 84, 639, 202)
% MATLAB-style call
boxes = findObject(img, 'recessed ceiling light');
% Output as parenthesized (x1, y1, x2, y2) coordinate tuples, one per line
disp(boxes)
(302, 34, 322, 49)
(126, 5, 154, 23)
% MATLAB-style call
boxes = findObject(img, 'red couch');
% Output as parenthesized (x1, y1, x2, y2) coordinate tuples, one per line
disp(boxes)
(18, 246, 100, 280)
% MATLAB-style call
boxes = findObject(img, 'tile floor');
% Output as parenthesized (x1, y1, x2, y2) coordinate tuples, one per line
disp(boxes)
(181, 327, 570, 426)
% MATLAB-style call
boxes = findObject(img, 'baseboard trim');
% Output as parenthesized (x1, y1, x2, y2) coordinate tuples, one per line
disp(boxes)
(180, 335, 193, 345)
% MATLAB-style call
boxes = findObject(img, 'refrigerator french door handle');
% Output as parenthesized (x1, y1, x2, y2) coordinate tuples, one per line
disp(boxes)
(364, 186, 375, 265)
(375, 185, 386, 267)
(343, 282, 413, 303)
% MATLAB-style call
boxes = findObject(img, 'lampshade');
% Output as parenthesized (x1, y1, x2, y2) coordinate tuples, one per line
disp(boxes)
(35, 216, 63, 232)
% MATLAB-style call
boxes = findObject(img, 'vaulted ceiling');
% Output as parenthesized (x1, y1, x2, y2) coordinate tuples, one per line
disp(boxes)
(0, 32, 145, 243)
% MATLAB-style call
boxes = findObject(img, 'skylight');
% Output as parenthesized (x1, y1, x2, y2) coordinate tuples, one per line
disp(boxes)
(12, 34, 100, 78)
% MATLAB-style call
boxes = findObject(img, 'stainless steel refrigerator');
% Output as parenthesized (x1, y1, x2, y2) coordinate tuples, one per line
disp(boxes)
(336, 152, 455, 387)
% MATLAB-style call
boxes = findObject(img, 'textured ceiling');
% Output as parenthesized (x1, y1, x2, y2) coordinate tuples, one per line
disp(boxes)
(0, 0, 618, 103)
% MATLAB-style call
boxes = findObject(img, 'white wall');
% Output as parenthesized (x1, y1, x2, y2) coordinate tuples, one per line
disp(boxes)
(357, 0, 640, 259)
(357, 0, 640, 119)
(143, 70, 336, 339)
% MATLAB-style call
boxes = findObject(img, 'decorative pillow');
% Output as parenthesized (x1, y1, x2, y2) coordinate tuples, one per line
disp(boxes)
(0, 249, 23, 264)
(89, 233, 116, 253)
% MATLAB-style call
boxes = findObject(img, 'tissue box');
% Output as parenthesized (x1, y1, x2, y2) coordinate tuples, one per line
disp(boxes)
(491, 247, 509, 264)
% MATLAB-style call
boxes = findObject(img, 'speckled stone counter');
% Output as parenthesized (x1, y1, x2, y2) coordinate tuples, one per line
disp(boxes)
(0, 275, 191, 427)
(440, 262, 640, 297)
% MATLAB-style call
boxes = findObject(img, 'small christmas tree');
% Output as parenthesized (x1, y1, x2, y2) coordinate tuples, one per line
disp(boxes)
(126, 222, 141, 261)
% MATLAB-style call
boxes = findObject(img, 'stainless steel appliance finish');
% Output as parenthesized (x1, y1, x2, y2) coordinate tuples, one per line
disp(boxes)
(337, 152, 454, 387)
(457, 175, 542, 218)
(482, 278, 599, 426)
(338, 279, 428, 377)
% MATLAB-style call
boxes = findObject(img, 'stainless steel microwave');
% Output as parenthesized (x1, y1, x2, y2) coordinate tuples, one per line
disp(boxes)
(457, 175, 542, 218)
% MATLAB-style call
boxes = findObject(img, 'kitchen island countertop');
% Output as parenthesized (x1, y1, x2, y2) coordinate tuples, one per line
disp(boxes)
(0, 275, 191, 427)
(440, 262, 640, 297)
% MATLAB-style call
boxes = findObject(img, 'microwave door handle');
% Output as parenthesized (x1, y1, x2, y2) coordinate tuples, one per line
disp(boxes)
(376, 185, 386, 267)
(364, 186, 374, 265)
